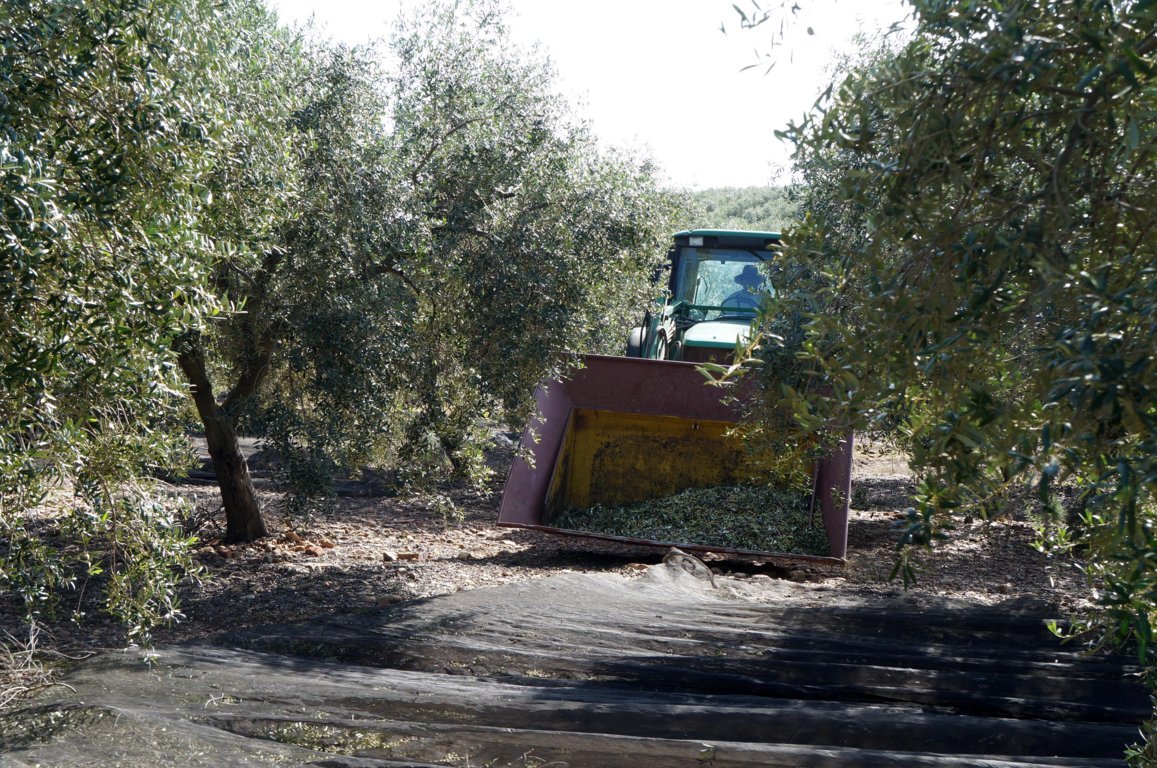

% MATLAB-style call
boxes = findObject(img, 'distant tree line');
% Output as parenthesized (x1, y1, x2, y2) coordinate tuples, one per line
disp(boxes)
(687, 186, 797, 232)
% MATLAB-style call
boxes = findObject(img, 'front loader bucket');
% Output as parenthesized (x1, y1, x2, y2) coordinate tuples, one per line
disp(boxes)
(498, 354, 852, 562)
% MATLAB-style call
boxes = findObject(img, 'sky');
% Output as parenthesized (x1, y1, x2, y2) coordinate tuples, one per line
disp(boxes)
(268, 0, 911, 190)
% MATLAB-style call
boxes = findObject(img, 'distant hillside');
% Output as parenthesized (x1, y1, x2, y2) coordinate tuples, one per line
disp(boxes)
(685, 186, 798, 232)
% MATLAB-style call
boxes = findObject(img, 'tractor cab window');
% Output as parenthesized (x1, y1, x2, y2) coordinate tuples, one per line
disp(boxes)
(675, 248, 772, 319)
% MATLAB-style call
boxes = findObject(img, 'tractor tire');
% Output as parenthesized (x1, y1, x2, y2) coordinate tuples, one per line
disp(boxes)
(626, 327, 645, 357)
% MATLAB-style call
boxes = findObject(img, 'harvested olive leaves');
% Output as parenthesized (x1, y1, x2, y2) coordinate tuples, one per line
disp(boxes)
(554, 484, 829, 556)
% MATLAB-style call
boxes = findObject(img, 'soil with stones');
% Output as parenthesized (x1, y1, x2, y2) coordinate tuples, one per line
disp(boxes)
(0, 438, 1093, 661)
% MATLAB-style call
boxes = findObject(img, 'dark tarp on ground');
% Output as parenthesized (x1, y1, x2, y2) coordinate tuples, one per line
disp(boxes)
(1, 565, 1148, 767)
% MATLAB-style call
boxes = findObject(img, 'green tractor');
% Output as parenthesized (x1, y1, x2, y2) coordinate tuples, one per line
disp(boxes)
(626, 229, 781, 364)
(498, 227, 854, 561)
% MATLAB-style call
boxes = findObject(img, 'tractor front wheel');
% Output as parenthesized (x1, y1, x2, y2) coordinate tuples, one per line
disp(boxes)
(626, 327, 645, 357)
(654, 333, 667, 360)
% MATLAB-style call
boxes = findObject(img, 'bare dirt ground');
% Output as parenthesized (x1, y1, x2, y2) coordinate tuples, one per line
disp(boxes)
(0, 439, 1092, 671)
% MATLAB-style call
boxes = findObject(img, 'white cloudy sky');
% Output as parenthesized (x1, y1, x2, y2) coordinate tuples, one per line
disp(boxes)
(268, 0, 910, 189)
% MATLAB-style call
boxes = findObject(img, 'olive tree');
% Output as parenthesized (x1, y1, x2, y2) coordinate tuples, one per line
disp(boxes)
(182, 0, 686, 536)
(377, 0, 684, 476)
(0, 0, 264, 637)
(1, 0, 680, 640)
(172, 25, 324, 541)
(752, 0, 1155, 655)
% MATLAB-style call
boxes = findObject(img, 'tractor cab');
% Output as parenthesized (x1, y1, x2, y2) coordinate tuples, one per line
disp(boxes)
(627, 229, 781, 364)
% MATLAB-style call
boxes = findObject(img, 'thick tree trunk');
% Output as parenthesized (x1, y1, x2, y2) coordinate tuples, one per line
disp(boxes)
(176, 333, 268, 543)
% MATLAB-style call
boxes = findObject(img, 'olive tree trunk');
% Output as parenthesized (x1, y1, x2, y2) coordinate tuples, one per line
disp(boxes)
(176, 333, 268, 543)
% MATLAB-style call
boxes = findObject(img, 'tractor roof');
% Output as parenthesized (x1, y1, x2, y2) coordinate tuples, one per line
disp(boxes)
(673, 229, 782, 250)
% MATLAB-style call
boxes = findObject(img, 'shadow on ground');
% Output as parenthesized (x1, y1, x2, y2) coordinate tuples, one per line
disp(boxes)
(2, 564, 1146, 767)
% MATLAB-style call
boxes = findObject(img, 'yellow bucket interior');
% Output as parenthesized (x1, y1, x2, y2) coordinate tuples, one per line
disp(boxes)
(542, 408, 801, 523)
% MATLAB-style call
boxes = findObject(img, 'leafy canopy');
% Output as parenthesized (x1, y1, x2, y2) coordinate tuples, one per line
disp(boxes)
(241, 0, 686, 496)
(757, 0, 1155, 655)
(0, 0, 280, 638)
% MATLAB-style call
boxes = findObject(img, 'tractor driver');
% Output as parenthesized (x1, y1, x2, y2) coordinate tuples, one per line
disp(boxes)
(723, 264, 767, 309)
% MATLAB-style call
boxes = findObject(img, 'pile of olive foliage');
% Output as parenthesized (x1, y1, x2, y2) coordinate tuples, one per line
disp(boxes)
(0, 0, 684, 637)
(750, 0, 1154, 663)
(555, 484, 827, 556)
